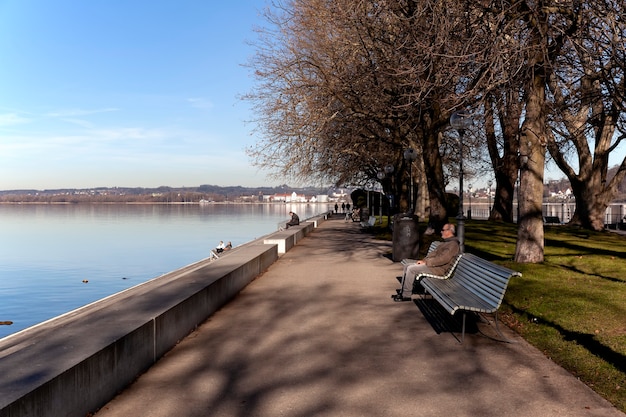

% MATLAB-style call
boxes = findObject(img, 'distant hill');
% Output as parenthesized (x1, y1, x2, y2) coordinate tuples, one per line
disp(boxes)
(0, 185, 333, 203)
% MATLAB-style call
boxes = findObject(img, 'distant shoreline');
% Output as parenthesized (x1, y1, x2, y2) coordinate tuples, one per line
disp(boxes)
(0, 201, 331, 205)
(0, 185, 345, 205)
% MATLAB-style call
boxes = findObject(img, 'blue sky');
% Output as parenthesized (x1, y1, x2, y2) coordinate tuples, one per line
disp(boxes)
(1, 1, 619, 192)
(0, 0, 271, 190)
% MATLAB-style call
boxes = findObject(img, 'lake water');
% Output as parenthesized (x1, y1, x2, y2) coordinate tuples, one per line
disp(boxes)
(0, 203, 330, 339)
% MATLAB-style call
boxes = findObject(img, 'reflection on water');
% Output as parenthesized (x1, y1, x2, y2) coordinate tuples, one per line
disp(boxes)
(0, 203, 329, 339)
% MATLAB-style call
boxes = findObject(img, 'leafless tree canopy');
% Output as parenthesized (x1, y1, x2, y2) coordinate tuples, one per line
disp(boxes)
(245, 0, 626, 261)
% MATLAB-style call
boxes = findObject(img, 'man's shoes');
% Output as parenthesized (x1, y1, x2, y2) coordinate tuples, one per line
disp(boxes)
(392, 294, 412, 302)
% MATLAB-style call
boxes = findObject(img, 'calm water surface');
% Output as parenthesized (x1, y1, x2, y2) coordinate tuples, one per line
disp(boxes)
(0, 203, 329, 339)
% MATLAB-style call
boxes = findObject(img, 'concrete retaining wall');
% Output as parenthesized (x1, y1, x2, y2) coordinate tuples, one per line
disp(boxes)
(0, 242, 279, 417)
(263, 220, 315, 254)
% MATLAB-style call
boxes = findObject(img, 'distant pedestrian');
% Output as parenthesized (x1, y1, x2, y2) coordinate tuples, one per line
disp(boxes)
(346, 203, 351, 212)
(341, 202, 346, 213)
(335, 203, 339, 213)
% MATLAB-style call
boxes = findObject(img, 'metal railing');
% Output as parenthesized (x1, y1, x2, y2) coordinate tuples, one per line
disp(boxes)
(466, 201, 626, 228)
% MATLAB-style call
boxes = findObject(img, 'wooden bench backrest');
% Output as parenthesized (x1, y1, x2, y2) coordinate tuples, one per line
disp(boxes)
(402, 241, 442, 266)
(452, 253, 522, 310)
(544, 216, 560, 224)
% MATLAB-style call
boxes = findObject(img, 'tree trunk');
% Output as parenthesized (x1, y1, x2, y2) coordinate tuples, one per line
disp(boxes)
(414, 151, 429, 220)
(515, 73, 546, 263)
(491, 166, 517, 222)
(422, 130, 448, 231)
(568, 171, 625, 231)
(569, 190, 607, 231)
(484, 91, 522, 223)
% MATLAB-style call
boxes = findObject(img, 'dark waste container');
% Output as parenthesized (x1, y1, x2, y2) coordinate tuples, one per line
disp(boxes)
(392, 213, 420, 262)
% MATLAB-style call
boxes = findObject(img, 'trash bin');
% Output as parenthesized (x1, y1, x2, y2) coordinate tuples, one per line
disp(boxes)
(392, 213, 420, 262)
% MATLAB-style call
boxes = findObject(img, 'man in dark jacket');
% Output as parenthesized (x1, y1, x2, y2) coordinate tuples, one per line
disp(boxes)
(392, 223, 460, 302)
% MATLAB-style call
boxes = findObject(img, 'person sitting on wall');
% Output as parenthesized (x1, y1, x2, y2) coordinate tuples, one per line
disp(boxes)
(223, 241, 233, 251)
(392, 223, 460, 302)
(285, 211, 300, 229)
(215, 241, 226, 253)
(351, 207, 361, 222)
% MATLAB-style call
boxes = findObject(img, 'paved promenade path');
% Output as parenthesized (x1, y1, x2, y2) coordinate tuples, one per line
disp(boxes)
(95, 217, 624, 417)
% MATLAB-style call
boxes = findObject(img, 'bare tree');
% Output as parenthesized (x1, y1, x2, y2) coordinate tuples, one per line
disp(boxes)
(474, 0, 626, 259)
(245, 0, 625, 263)
(484, 89, 523, 223)
(245, 0, 469, 219)
(246, 1, 410, 193)
(545, 0, 626, 231)
(468, 1, 582, 262)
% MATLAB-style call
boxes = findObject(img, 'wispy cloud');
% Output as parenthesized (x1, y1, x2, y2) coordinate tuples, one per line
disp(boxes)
(0, 113, 31, 126)
(1, 124, 219, 156)
(42, 108, 120, 129)
(187, 97, 214, 111)
(44, 108, 119, 118)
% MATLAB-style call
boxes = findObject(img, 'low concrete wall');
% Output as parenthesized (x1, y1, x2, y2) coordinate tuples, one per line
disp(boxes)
(263, 231, 296, 254)
(307, 214, 328, 228)
(263, 219, 317, 254)
(0, 242, 280, 417)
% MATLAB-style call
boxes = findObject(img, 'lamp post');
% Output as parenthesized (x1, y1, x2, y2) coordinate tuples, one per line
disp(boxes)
(384, 164, 395, 225)
(487, 180, 493, 216)
(377, 171, 385, 224)
(450, 111, 472, 252)
(468, 183, 473, 219)
(403, 148, 418, 214)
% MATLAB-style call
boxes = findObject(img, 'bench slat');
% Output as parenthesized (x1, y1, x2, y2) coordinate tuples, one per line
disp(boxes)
(421, 253, 521, 323)
(449, 254, 518, 304)
(452, 267, 507, 308)
(422, 278, 496, 314)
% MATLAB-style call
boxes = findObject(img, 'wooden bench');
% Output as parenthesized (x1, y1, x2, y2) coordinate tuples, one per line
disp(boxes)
(360, 215, 376, 229)
(420, 253, 521, 342)
(543, 215, 561, 224)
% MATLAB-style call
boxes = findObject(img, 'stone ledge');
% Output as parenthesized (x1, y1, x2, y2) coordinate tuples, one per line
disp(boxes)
(263, 221, 315, 254)
(0, 242, 279, 417)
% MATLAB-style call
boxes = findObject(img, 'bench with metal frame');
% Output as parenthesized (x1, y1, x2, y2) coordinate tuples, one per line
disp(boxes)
(420, 253, 521, 343)
(543, 215, 561, 224)
(360, 215, 376, 229)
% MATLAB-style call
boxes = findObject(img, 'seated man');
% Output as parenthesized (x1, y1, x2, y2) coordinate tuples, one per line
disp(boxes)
(392, 223, 460, 302)
(215, 241, 226, 253)
(285, 211, 300, 229)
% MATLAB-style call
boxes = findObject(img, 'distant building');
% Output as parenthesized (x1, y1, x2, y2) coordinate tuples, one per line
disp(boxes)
(267, 192, 308, 203)
(550, 188, 573, 199)
(330, 189, 347, 199)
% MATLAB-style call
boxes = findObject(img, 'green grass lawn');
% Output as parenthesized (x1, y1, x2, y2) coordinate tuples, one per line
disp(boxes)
(465, 221, 626, 412)
(374, 219, 625, 411)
